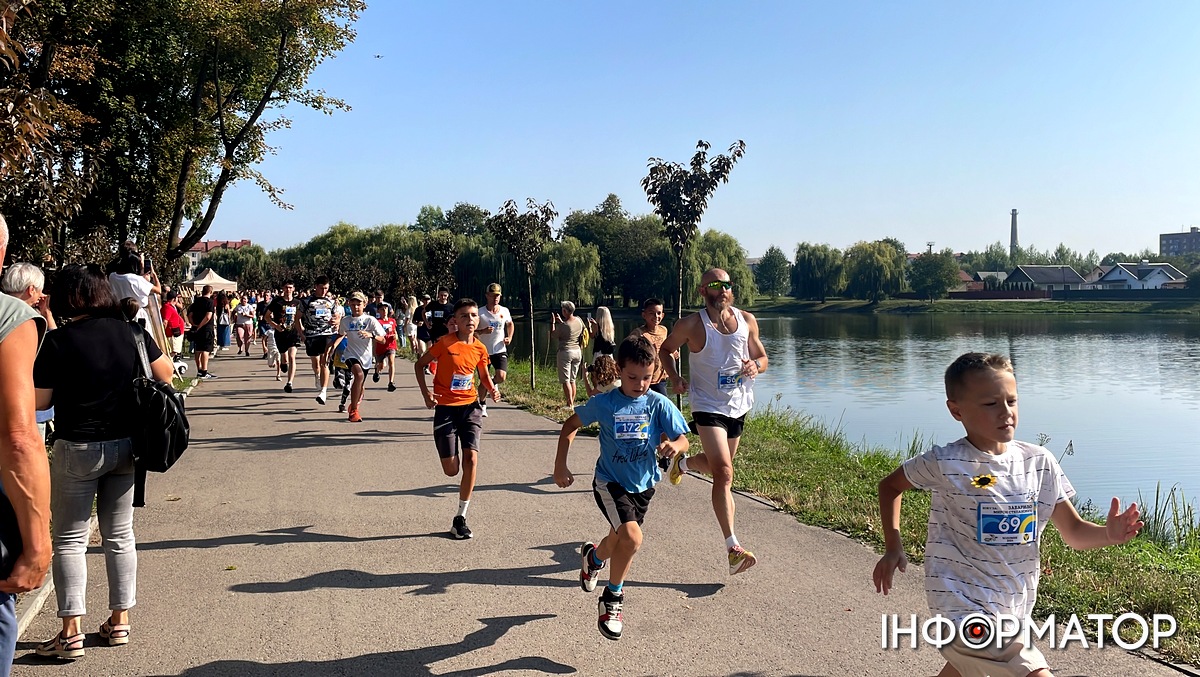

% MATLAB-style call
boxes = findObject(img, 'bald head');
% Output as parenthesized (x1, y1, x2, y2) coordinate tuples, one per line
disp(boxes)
(701, 268, 729, 285)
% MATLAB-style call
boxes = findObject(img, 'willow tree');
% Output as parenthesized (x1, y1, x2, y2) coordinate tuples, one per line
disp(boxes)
(486, 199, 558, 388)
(641, 139, 746, 317)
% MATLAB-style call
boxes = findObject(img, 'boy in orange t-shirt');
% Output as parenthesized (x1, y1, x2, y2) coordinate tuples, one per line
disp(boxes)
(415, 298, 501, 540)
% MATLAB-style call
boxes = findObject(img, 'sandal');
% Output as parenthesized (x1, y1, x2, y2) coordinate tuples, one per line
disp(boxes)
(99, 619, 130, 646)
(35, 631, 85, 659)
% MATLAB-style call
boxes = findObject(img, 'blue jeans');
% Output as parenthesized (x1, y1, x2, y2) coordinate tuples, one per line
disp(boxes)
(50, 438, 137, 617)
(0, 591, 14, 676)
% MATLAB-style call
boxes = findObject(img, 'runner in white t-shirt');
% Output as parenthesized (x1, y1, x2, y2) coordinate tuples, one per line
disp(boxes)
(474, 282, 513, 417)
(336, 291, 386, 422)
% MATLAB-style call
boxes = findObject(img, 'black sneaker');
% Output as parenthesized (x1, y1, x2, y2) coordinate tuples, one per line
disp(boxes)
(373, 372, 380, 383)
(597, 588, 624, 640)
(280, 361, 289, 374)
(284, 383, 293, 393)
(338, 403, 346, 413)
(451, 515, 472, 540)
(580, 542, 605, 592)
(387, 382, 396, 392)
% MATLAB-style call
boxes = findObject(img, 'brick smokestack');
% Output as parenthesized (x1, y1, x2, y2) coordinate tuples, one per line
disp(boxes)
(1010, 209, 1019, 261)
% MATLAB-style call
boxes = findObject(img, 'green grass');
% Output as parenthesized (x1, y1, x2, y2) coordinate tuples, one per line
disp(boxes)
(746, 296, 1200, 315)
(401, 349, 1200, 665)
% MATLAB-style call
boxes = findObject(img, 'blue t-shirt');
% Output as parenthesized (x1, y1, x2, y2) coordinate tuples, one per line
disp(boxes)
(574, 389, 689, 494)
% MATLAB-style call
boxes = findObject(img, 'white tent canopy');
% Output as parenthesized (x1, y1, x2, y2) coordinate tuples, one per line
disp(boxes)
(184, 268, 238, 293)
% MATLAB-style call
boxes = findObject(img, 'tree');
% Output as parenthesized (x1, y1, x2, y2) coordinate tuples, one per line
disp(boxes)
(691, 229, 757, 302)
(415, 205, 448, 233)
(908, 248, 962, 302)
(444, 202, 490, 237)
(423, 230, 458, 292)
(843, 240, 904, 303)
(642, 139, 746, 317)
(755, 246, 791, 298)
(792, 243, 844, 302)
(198, 244, 270, 285)
(486, 198, 558, 388)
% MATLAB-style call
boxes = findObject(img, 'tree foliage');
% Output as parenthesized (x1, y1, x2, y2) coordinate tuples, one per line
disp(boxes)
(444, 202, 490, 237)
(642, 139, 746, 316)
(414, 205, 448, 233)
(423, 230, 458, 292)
(792, 243, 844, 302)
(755, 245, 791, 297)
(908, 248, 962, 302)
(843, 240, 904, 303)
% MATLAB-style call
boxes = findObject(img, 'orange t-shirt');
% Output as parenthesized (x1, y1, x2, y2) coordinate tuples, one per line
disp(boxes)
(427, 333, 490, 407)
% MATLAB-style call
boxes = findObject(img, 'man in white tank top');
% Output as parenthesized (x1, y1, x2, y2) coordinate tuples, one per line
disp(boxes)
(659, 268, 769, 576)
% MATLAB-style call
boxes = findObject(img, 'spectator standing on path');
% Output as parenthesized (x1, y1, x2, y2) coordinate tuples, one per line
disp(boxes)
(414, 299, 500, 541)
(873, 353, 1143, 677)
(627, 298, 676, 397)
(106, 248, 161, 327)
(187, 285, 217, 379)
(213, 292, 232, 352)
(338, 292, 387, 422)
(297, 276, 339, 405)
(33, 264, 175, 661)
(551, 301, 585, 410)
(659, 268, 768, 576)
(554, 336, 690, 641)
(474, 283, 513, 417)
(0, 218, 53, 676)
(1, 262, 57, 440)
(160, 291, 186, 360)
(267, 281, 303, 393)
(587, 306, 615, 360)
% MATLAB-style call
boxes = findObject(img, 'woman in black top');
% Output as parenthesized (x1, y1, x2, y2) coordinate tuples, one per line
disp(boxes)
(32, 265, 174, 659)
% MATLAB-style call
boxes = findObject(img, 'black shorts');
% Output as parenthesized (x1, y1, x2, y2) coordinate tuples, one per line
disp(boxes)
(305, 335, 335, 357)
(649, 381, 669, 397)
(489, 353, 508, 373)
(691, 411, 747, 439)
(433, 402, 483, 458)
(276, 331, 300, 352)
(190, 326, 215, 352)
(417, 326, 431, 342)
(593, 479, 655, 530)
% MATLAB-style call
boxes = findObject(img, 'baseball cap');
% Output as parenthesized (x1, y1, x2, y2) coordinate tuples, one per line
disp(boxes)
(165, 290, 179, 301)
(349, 291, 368, 303)
(486, 283, 502, 294)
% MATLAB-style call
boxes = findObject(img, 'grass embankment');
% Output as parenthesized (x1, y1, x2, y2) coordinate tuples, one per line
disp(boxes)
(484, 356, 1199, 666)
(746, 297, 1200, 315)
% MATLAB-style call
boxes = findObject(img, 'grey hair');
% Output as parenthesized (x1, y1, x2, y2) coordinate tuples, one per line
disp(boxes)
(0, 262, 44, 294)
(560, 300, 575, 315)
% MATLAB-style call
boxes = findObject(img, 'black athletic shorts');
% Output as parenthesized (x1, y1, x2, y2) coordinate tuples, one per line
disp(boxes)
(489, 352, 508, 373)
(691, 411, 747, 439)
(433, 402, 483, 458)
(305, 335, 335, 357)
(190, 325, 215, 352)
(417, 326, 432, 342)
(276, 331, 300, 352)
(649, 381, 669, 397)
(593, 478, 655, 530)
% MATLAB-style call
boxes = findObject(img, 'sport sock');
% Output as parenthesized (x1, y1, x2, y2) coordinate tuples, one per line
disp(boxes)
(726, 535, 741, 551)
(457, 499, 469, 518)
(678, 457, 689, 473)
(589, 549, 604, 569)
(606, 582, 623, 595)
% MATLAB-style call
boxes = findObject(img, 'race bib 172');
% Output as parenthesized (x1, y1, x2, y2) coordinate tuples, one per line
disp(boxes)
(614, 413, 650, 440)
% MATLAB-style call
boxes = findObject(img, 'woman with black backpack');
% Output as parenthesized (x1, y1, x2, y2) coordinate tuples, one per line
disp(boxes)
(31, 264, 174, 660)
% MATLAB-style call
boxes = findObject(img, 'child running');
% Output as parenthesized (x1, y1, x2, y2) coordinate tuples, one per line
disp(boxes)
(372, 302, 399, 392)
(336, 292, 387, 422)
(873, 352, 1143, 677)
(553, 336, 689, 641)
(331, 336, 352, 413)
(415, 298, 500, 540)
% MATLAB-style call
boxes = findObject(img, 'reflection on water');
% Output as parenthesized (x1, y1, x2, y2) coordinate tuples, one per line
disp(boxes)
(512, 314, 1200, 504)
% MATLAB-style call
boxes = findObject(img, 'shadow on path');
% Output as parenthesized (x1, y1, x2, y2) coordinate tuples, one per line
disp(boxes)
(200, 431, 419, 453)
(358, 476, 591, 499)
(129, 525, 445, 552)
(229, 542, 723, 599)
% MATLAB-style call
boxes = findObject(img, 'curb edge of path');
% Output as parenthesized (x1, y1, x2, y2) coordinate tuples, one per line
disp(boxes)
(15, 515, 97, 640)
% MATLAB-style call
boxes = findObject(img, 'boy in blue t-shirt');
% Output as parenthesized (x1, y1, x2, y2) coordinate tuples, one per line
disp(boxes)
(554, 336, 690, 641)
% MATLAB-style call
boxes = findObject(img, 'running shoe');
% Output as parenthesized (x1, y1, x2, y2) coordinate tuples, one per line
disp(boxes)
(480, 402, 488, 417)
(580, 542, 605, 592)
(728, 545, 757, 575)
(597, 588, 624, 640)
(202, 373, 218, 380)
(451, 515, 472, 540)
(284, 382, 293, 393)
(316, 388, 327, 405)
(667, 453, 687, 485)
(387, 382, 396, 392)
(373, 372, 380, 383)
(348, 409, 362, 423)
(280, 361, 289, 374)
(338, 404, 346, 413)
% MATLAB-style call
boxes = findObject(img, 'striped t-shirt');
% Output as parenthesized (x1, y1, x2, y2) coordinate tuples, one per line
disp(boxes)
(903, 438, 1074, 622)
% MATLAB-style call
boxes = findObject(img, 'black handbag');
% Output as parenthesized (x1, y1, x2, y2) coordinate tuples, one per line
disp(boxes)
(127, 323, 190, 507)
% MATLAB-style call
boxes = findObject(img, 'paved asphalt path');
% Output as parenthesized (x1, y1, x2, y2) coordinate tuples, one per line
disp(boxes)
(12, 352, 1184, 676)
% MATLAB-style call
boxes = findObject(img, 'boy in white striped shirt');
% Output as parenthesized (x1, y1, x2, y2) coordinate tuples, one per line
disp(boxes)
(873, 352, 1143, 677)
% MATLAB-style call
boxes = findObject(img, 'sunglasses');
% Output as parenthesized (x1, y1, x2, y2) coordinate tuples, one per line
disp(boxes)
(705, 280, 733, 290)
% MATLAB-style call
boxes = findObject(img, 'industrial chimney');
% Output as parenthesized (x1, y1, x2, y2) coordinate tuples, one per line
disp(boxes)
(1009, 209, 1019, 261)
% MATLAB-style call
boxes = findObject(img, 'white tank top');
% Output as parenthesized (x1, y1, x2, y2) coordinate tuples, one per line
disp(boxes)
(688, 307, 755, 418)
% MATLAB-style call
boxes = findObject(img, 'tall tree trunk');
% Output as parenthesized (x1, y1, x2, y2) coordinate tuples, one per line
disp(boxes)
(527, 274, 535, 390)
(676, 254, 684, 319)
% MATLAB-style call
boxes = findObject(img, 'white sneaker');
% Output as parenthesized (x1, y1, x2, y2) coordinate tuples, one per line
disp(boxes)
(316, 388, 327, 405)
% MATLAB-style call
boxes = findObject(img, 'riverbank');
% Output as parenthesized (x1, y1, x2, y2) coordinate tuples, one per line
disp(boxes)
(745, 297, 1200, 315)
(481, 354, 1199, 666)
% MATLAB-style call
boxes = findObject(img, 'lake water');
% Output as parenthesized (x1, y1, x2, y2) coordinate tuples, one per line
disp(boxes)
(510, 313, 1199, 507)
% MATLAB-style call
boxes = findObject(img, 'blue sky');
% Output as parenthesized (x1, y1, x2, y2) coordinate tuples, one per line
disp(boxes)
(211, 1, 1200, 258)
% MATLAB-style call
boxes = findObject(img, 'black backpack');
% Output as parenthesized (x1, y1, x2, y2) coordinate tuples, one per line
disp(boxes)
(128, 323, 190, 506)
